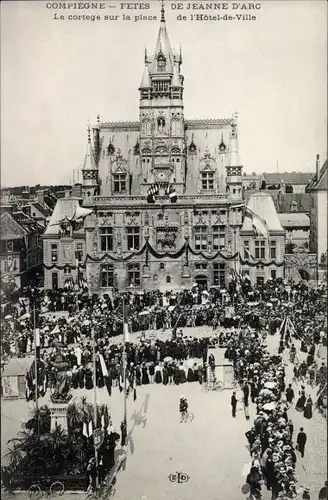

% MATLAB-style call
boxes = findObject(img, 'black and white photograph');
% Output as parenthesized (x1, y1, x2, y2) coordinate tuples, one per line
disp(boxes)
(1, 1, 327, 499)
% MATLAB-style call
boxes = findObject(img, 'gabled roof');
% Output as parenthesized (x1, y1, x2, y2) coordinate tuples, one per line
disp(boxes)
(278, 212, 310, 228)
(44, 197, 82, 235)
(263, 172, 314, 185)
(242, 192, 284, 232)
(0, 212, 26, 240)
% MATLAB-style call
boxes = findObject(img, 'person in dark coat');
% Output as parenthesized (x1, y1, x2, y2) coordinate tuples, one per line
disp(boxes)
(135, 364, 141, 386)
(231, 391, 237, 417)
(141, 364, 149, 385)
(85, 368, 93, 390)
(197, 365, 203, 384)
(173, 365, 180, 385)
(162, 364, 168, 385)
(120, 419, 127, 447)
(187, 367, 194, 383)
(242, 381, 250, 407)
(78, 367, 85, 389)
(148, 362, 155, 383)
(296, 427, 307, 458)
(295, 387, 306, 411)
(167, 363, 174, 384)
(286, 383, 295, 404)
(303, 396, 313, 419)
(154, 365, 162, 384)
(179, 363, 186, 384)
(300, 340, 308, 353)
(250, 381, 258, 403)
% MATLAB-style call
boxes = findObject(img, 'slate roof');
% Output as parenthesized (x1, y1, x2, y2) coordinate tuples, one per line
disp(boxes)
(242, 192, 284, 233)
(263, 172, 314, 185)
(44, 197, 82, 235)
(276, 193, 311, 213)
(278, 212, 310, 228)
(12, 211, 42, 233)
(0, 212, 26, 241)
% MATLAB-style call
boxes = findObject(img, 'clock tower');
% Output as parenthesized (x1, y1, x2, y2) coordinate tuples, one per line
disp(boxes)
(138, 1, 186, 196)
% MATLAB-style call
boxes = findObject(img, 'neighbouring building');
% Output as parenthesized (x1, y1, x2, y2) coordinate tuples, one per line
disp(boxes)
(262, 172, 314, 194)
(240, 192, 285, 285)
(42, 192, 92, 290)
(0, 209, 43, 289)
(278, 212, 310, 252)
(44, 4, 285, 291)
(307, 155, 328, 281)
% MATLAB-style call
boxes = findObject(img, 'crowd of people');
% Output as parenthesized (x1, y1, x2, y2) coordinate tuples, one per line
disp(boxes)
(1, 277, 327, 498)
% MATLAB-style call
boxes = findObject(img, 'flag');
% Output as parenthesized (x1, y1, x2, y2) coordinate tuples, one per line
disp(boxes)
(88, 420, 93, 437)
(244, 246, 256, 261)
(147, 184, 159, 204)
(82, 421, 89, 438)
(123, 302, 130, 343)
(25, 374, 30, 401)
(98, 353, 108, 377)
(244, 206, 269, 239)
(169, 185, 177, 203)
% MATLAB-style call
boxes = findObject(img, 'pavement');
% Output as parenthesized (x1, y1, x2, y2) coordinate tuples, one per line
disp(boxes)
(1, 326, 327, 500)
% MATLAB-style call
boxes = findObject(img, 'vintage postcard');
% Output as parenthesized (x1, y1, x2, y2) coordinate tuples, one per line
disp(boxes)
(1, 1, 327, 500)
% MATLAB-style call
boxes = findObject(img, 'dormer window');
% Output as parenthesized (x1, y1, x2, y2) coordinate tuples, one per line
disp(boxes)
(157, 53, 166, 71)
(113, 173, 127, 193)
(201, 171, 214, 190)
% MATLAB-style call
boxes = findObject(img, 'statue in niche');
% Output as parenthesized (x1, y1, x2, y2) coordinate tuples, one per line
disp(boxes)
(93, 231, 99, 256)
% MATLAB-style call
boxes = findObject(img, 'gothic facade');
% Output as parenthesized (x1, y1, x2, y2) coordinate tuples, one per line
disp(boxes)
(43, 5, 285, 292)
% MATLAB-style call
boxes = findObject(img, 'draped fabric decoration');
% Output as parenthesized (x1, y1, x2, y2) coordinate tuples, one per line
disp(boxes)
(85, 240, 239, 263)
(239, 255, 284, 267)
(145, 245, 149, 266)
(43, 263, 86, 270)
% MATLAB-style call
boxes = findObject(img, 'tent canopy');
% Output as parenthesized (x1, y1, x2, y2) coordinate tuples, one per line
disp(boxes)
(2, 357, 34, 377)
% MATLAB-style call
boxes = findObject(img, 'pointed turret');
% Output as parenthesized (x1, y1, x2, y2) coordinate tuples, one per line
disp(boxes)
(171, 61, 182, 88)
(82, 126, 99, 197)
(139, 63, 151, 89)
(219, 132, 226, 152)
(228, 121, 242, 167)
(83, 127, 97, 171)
(225, 114, 243, 200)
(151, 1, 174, 74)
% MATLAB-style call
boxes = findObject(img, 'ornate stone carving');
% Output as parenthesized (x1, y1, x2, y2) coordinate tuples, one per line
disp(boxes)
(92, 230, 99, 256)
(157, 226, 178, 250)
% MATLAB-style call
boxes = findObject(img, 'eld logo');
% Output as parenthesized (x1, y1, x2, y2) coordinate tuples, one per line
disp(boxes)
(168, 471, 190, 483)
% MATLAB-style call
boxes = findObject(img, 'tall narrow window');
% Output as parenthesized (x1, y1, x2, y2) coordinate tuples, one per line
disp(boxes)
(51, 244, 58, 263)
(6, 241, 13, 252)
(113, 174, 127, 193)
(100, 227, 113, 252)
(194, 226, 207, 251)
(244, 240, 250, 259)
(255, 240, 265, 259)
(201, 172, 214, 190)
(270, 240, 277, 259)
(75, 243, 83, 262)
(213, 263, 225, 287)
(212, 226, 225, 250)
(101, 264, 114, 287)
(127, 227, 140, 251)
(127, 263, 141, 287)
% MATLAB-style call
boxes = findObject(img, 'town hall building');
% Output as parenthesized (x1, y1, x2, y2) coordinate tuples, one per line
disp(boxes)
(43, 4, 285, 292)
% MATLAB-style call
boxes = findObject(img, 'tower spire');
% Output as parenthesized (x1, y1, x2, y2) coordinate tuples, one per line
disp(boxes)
(160, 0, 165, 22)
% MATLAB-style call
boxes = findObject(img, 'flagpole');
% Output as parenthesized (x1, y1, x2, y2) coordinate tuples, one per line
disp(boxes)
(92, 327, 99, 488)
(33, 304, 40, 437)
(122, 297, 127, 426)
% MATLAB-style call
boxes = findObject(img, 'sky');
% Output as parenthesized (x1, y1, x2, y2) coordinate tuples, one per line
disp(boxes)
(1, 0, 327, 187)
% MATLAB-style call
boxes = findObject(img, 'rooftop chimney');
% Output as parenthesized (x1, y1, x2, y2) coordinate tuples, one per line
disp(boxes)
(71, 183, 82, 198)
(316, 154, 320, 179)
(36, 190, 45, 207)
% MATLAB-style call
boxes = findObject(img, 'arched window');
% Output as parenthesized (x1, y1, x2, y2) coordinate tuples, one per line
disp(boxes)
(157, 53, 166, 71)
(166, 276, 171, 283)
(160, 263, 165, 270)
(157, 117, 165, 133)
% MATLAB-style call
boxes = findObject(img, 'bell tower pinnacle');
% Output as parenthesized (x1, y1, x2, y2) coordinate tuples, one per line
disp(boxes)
(139, 1, 186, 196)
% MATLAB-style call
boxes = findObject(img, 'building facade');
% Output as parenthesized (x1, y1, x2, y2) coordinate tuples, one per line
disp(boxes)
(44, 5, 286, 292)
(307, 156, 327, 281)
(0, 210, 43, 289)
